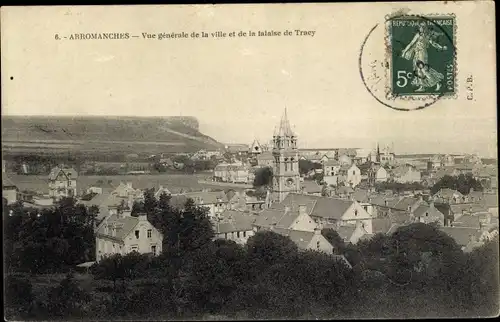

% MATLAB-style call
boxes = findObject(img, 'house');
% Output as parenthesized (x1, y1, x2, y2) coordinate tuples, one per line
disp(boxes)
(301, 180, 323, 196)
(48, 165, 78, 200)
(2, 176, 18, 205)
(225, 144, 250, 156)
(253, 202, 318, 232)
(249, 139, 263, 155)
(154, 185, 172, 199)
(268, 193, 374, 234)
(338, 154, 352, 166)
(433, 188, 466, 204)
(433, 166, 459, 180)
(371, 217, 400, 235)
(112, 182, 143, 200)
(372, 165, 388, 183)
(391, 165, 421, 183)
(339, 163, 362, 188)
(170, 191, 229, 219)
(335, 186, 355, 199)
(256, 151, 274, 167)
(412, 202, 445, 225)
(354, 148, 372, 165)
(227, 190, 267, 212)
(85, 180, 116, 195)
(270, 227, 336, 254)
(95, 212, 163, 262)
(214, 162, 250, 183)
(323, 160, 341, 186)
(439, 226, 488, 252)
(335, 220, 371, 244)
(214, 210, 256, 244)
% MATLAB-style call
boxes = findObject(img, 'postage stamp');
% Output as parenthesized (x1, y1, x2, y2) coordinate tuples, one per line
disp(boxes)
(386, 14, 457, 100)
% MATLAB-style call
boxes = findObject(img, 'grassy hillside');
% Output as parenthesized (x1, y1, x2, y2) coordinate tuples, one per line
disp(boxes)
(1, 116, 223, 155)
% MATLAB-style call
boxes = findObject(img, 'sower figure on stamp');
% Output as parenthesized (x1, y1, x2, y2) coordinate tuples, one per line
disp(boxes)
(401, 24, 448, 92)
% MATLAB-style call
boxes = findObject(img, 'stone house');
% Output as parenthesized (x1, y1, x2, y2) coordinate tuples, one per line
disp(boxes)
(95, 211, 163, 262)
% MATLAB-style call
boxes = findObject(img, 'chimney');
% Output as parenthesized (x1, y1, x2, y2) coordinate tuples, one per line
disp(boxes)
(299, 204, 307, 216)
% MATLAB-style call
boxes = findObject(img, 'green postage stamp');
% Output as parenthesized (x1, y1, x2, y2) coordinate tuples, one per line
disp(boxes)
(387, 14, 456, 99)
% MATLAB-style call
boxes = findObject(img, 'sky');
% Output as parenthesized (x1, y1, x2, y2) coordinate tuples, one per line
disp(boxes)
(1, 4, 497, 157)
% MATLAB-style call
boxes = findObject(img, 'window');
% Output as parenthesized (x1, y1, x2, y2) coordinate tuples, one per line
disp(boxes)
(135, 230, 140, 239)
(243, 231, 246, 237)
(426, 212, 429, 217)
(352, 171, 355, 175)
(237, 231, 240, 238)
(147, 229, 152, 238)
(317, 241, 320, 249)
(225, 233, 227, 239)
(354, 210, 358, 216)
(151, 245, 157, 254)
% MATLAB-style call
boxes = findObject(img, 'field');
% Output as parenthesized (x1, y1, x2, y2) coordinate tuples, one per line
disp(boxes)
(9, 173, 248, 195)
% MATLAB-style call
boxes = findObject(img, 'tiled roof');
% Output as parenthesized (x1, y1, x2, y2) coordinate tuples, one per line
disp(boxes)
(336, 225, 356, 241)
(337, 186, 354, 195)
(49, 166, 78, 181)
(282, 193, 355, 220)
(451, 214, 481, 228)
(435, 188, 464, 198)
(2, 176, 17, 188)
(352, 189, 370, 203)
(371, 218, 393, 234)
(301, 180, 323, 194)
(257, 151, 274, 161)
(391, 165, 412, 177)
(182, 191, 228, 205)
(439, 227, 482, 246)
(270, 227, 316, 250)
(215, 210, 255, 233)
(393, 197, 421, 211)
(96, 215, 140, 242)
(324, 160, 340, 167)
(480, 194, 498, 209)
(254, 206, 305, 230)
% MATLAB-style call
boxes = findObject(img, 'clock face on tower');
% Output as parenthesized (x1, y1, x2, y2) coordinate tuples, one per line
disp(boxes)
(286, 178, 295, 187)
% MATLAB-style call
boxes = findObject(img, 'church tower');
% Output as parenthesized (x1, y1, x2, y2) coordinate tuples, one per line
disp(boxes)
(272, 108, 300, 203)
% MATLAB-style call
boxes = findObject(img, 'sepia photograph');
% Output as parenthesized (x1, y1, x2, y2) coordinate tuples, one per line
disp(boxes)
(1, 2, 498, 320)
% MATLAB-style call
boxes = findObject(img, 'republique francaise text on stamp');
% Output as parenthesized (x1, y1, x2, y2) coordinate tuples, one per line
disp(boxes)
(386, 14, 457, 100)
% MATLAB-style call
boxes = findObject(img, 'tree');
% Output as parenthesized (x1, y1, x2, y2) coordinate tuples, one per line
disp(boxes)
(143, 188, 158, 216)
(158, 192, 171, 212)
(430, 173, 483, 195)
(246, 231, 298, 268)
(4, 274, 34, 319)
(253, 166, 273, 187)
(321, 228, 345, 254)
(46, 272, 91, 317)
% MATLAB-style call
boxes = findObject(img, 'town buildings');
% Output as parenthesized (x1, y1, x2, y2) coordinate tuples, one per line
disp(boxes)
(48, 165, 78, 200)
(95, 209, 163, 262)
(2, 176, 18, 205)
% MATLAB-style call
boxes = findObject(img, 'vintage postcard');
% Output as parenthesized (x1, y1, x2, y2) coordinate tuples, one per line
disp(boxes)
(1, 2, 498, 320)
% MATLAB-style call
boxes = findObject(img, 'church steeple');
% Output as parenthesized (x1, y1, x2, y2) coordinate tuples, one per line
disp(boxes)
(272, 108, 300, 203)
(275, 107, 295, 137)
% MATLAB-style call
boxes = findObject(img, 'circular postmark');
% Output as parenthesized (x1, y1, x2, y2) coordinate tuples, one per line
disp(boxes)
(359, 13, 457, 111)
